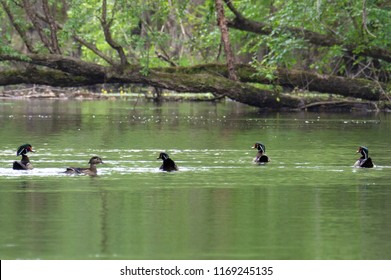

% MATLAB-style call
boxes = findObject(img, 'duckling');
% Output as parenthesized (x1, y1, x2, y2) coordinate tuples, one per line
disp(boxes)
(157, 152, 178, 172)
(64, 156, 104, 176)
(13, 144, 35, 170)
(252, 142, 270, 163)
(354, 146, 374, 168)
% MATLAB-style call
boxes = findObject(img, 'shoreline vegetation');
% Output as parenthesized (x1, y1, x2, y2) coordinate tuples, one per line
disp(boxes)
(1, 85, 390, 113)
(0, 1, 389, 113)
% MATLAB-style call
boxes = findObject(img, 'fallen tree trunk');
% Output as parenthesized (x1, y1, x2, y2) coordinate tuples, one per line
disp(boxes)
(159, 64, 388, 101)
(0, 53, 389, 110)
(0, 53, 302, 109)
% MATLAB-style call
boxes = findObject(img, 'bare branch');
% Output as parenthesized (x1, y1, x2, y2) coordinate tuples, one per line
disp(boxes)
(33, 11, 115, 65)
(22, 0, 54, 53)
(41, 0, 61, 54)
(72, 35, 116, 66)
(100, 0, 128, 67)
(155, 51, 178, 67)
(362, 0, 376, 38)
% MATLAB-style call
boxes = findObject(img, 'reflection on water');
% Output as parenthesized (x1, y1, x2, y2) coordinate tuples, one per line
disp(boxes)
(0, 99, 391, 259)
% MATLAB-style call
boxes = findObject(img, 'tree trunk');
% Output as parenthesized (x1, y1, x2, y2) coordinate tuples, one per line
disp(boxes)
(215, 0, 237, 81)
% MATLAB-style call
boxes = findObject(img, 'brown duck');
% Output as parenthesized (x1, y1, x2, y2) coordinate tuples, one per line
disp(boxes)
(64, 156, 104, 176)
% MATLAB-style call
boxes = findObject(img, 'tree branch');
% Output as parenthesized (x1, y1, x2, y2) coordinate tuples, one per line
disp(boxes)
(33, 11, 116, 65)
(0, 0, 36, 53)
(223, 0, 391, 63)
(99, 0, 128, 67)
(22, 0, 55, 53)
(41, 0, 61, 54)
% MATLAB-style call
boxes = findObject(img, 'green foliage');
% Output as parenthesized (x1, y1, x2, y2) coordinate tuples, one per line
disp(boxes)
(0, 0, 390, 81)
(250, 56, 277, 81)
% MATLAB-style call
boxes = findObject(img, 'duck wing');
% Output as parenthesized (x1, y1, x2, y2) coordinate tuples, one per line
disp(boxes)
(65, 167, 87, 174)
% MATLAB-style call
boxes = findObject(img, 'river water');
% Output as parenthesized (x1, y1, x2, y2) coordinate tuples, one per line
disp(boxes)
(0, 99, 390, 259)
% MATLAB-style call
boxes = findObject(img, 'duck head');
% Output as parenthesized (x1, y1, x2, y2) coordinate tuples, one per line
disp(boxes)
(357, 146, 369, 159)
(88, 156, 104, 165)
(16, 144, 35, 156)
(252, 142, 266, 154)
(157, 152, 170, 160)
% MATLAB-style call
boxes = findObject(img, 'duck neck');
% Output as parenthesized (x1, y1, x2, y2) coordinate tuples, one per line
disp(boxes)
(89, 164, 97, 172)
(21, 154, 30, 164)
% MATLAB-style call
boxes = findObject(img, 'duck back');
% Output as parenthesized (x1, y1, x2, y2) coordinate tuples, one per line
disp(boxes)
(161, 158, 178, 172)
(13, 155, 32, 170)
(13, 161, 32, 170)
(255, 154, 269, 163)
(360, 157, 374, 168)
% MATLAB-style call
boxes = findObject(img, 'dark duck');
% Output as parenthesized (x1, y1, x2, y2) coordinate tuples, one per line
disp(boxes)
(64, 156, 104, 176)
(252, 142, 270, 163)
(157, 152, 178, 172)
(13, 144, 35, 170)
(354, 146, 374, 168)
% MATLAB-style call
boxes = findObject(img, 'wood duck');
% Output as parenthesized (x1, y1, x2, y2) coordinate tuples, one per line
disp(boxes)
(13, 144, 35, 170)
(252, 142, 270, 163)
(64, 156, 104, 176)
(157, 152, 178, 172)
(354, 146, 374, 168)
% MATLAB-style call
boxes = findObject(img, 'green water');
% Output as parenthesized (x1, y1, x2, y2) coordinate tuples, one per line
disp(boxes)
(0, 99, 390, 260)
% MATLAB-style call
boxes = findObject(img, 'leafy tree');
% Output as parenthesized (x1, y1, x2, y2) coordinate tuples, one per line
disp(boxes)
(0, 0, 389, 110)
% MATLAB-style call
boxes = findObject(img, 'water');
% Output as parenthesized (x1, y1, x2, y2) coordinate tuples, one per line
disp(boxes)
(0, 99, 390, 259)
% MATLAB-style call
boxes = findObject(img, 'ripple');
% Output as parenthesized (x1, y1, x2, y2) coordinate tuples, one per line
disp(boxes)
(0, 168, 66, 177)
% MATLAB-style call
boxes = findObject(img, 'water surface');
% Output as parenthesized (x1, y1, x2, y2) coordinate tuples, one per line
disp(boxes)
(0, 99, 390, 259)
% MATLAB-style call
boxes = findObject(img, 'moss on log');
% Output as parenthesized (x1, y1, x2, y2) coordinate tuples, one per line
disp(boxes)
(0, 53, 389, 111)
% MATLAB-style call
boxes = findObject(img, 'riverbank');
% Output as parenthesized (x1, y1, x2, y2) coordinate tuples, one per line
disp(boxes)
(0, 85, 218, 101)
(1, 85, 390, 112)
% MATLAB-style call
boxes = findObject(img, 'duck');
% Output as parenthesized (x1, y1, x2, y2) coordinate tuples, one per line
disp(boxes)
(64, 156, 104, 176)
(354, 146, 374, 168)
(13, 144, 35, 170)
(252, 142, 270, 163)
(157, 152, 178, 172)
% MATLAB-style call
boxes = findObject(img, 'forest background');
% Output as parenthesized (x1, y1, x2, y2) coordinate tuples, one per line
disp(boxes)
(0, 0, 390, 111)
